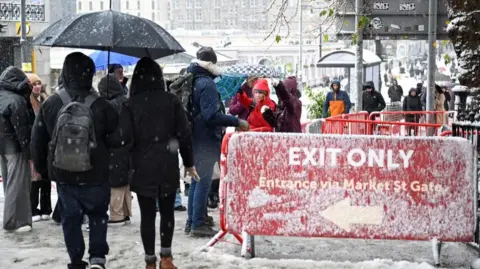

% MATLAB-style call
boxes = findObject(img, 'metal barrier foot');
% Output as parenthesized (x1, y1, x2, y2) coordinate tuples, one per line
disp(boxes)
(431, 237, 442, 267)
(205, 230, 228, 249)
(240, 231, 255, 259)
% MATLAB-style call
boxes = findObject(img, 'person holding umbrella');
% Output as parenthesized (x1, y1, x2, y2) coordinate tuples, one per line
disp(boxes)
(108, 64, 129, 94)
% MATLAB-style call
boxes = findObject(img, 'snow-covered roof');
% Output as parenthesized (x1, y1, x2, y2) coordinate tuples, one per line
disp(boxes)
(317, 49, 382, 68)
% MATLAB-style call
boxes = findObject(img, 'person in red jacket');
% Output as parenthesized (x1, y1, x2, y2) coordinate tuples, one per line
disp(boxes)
(237, 79, 276, 131)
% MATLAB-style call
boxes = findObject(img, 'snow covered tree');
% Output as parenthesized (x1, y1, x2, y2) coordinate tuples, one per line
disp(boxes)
(446, 0, 480, 88)
(446, 0, 480, 112)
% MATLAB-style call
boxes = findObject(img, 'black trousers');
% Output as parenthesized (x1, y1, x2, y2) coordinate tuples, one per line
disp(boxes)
(137, 189, 176, 256)
(30, 179, 52, 216)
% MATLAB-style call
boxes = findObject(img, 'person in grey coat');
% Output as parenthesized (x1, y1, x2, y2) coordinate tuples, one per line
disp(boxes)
(0, 66, 35, 232)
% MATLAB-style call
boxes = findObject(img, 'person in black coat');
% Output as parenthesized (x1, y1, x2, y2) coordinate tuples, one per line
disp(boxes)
(0, 66, 35, 232)
(403, 88, 423, 136)
(98, 74, 133, 225)
(119, 57, 198, 269)
(362, 81, 386, 114)
(387, 78, 404, 103)
(31, 52, 121, 269)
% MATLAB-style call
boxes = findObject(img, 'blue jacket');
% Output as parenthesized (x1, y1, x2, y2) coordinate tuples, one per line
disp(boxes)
(187, 62, 239, 155)
(323, 90, 351, 117)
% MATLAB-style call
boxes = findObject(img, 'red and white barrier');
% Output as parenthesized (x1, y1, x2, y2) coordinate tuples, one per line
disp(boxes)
(207, 132, 476, 266)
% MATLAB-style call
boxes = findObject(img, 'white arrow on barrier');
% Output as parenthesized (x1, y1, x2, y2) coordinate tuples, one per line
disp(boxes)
(320, 198, 384, 232)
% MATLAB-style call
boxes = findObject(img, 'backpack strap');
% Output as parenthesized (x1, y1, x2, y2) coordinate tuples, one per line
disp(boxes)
(57, 89, 72, 105)
(84, 93, 100, 108)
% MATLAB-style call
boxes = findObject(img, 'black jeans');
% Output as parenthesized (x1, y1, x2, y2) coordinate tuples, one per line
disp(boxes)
(30, 179, 52, 216)
(57, 183, 110, 269)
(137, 188, 176, 257)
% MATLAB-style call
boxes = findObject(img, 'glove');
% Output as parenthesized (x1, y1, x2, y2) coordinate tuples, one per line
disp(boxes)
(271, 78, 280, 87)
(184, 166, 200, 182)
(238, 119, 250, 131)
(261, 105, 271, 113)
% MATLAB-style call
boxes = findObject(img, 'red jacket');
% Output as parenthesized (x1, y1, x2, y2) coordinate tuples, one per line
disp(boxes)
(237, 80, 276, 131)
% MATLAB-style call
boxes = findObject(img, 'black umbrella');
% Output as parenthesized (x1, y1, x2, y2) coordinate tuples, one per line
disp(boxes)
(33, 10, 184, 59)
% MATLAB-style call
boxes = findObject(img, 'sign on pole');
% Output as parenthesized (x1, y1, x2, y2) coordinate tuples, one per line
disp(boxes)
(337, 0, 449, 40)
(225, 133, 474, 241)
(15, 22, 31, 36)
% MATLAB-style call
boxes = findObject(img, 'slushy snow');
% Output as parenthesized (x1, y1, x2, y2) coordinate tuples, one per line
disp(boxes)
(0, 184, 477, 268)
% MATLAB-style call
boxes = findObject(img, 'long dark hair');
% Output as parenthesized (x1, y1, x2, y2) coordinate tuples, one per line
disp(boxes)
(129, 57, 165, 96)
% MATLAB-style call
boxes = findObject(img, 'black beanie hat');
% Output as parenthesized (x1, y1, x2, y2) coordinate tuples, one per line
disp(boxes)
(196, 46, 217, 64)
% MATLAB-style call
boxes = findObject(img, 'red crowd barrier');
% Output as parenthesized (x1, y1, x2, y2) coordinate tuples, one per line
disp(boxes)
(206, 132, 476, 266)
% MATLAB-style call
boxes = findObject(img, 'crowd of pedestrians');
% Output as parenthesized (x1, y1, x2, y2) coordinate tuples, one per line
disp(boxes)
(0, 46, 305, 268)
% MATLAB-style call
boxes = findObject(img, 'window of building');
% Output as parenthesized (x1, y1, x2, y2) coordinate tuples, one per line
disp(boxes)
(152, 0, 155, 9)
(89, 1, 93, 10)
(137, 0, 141, 9)
(187, 10, 193, 21)
(250, 0, 256, 7)
(195, 0, 201, 8)
(186, 0, 193, 8)
(78, 1, 82, 11)
(214, 9, 220, 21)
(137, 12, 141, 16)
(126, 1, 129, 9)
(100, 1, 104, 10)
(195, 10, 202, 21)
(242, 0, 247, 7)
(173, 1, 178, 8)
(214, 0, 220, 8)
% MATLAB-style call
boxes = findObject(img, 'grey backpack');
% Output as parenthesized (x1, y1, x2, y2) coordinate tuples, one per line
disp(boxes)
(50, 89, 99, 172)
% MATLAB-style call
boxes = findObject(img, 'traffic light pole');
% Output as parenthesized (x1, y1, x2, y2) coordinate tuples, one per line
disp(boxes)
(426, 0, 437, 135)
(20, 0, 27, 69)
(355, 0, 364, 111)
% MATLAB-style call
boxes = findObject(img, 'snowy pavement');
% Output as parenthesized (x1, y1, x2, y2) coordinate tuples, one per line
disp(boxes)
(0, 184, 477, 269)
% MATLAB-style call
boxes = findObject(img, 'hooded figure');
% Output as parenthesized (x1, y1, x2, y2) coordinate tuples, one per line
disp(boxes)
(323, 80, 351, 117)
(98, 74, 132, 224)
(31, 52, 122, 269)
(27, 73, 49, 114)
(0, 66, 35, 232)
(272, 76, 302, 132)
(387, 78, 404, 102)
(362, 81, 386, 114)
(120, 57, 196, 268)
(237, 79, 277, 131)
(403, 88, 423, 127)
(228, 77, 256, 120)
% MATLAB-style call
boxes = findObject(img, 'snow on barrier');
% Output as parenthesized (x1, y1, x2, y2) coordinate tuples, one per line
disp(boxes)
(207, 132, 476, 267)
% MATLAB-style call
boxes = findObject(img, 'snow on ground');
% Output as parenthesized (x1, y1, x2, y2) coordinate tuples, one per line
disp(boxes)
(0, 184, 477, 269)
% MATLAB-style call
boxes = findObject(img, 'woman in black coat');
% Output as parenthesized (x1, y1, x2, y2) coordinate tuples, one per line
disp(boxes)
(119, 57, 198, 269)
(98, 74, 132, 225)
(403, 88, 423, 136)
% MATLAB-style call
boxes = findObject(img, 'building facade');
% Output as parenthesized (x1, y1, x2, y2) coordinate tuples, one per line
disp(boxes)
(76, 0, 169, 28)
(169, 0, 271, 31)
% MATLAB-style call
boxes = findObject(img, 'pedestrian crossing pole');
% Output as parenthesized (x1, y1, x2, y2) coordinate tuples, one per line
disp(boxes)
(426, 0, 437, 136)
(355, 0, 364, 111)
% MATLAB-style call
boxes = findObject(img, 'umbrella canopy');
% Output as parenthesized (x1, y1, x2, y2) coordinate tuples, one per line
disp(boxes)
(33, 10, 184, 59)
(89, 51, 139, 70)
(422, 72, 451, 83)
(224, 64, 279, 78)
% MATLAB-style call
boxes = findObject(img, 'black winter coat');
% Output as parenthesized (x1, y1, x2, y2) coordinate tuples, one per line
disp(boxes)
(362, 81, 386, 114)
(98, 74, 130, 187)
(403, 91, 423, 122)
(388, 85, 404, 102)
(122, 72, 194, 198)
(31, 53, 121, 185)
(0, 66, 35, 157)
